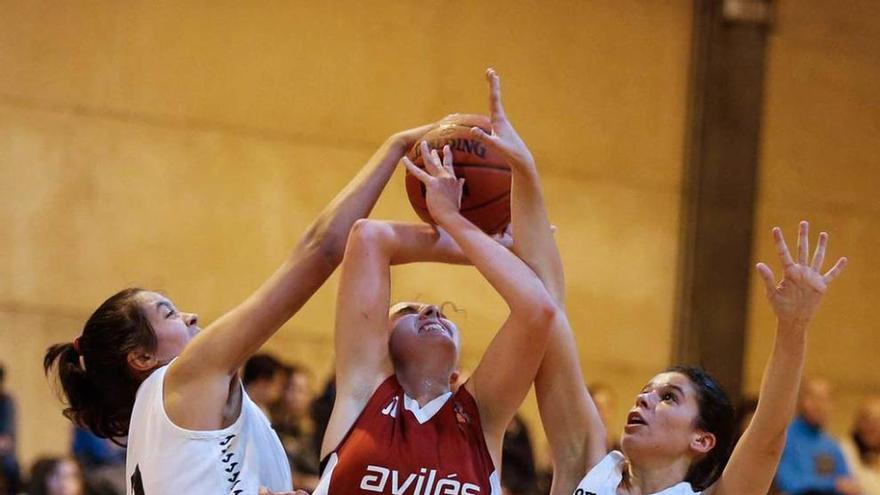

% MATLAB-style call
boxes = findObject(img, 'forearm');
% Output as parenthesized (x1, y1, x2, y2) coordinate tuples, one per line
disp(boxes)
(380, 221, 471, 266)
(717, 321, 807, 494)
(436, 211, 555, 318)
(510, 165, 566, 303)
(749, 322, 807, 447)
(299, 137, 406, 265)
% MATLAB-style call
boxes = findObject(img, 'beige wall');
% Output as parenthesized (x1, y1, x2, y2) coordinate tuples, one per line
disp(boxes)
(0, 1, 692, 470)
(745, 0, 880, 437)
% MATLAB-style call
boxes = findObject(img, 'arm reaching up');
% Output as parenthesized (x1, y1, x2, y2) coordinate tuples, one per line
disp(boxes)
(473, 69, 606, 492)
(708, 221, 847, 495)
(165, 124, 438, 430)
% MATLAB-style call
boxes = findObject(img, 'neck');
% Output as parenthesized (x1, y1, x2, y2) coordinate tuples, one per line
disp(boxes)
(622, 455, 691, 495)
(395, 363, 451, 408)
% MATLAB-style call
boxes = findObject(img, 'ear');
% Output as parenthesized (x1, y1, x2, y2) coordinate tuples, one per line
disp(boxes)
(690, 430, 716, 455)
(127, 347, 159, 374)
(449, 370, 461, 387)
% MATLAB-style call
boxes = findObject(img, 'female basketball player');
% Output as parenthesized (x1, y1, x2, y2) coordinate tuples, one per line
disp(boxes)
(313, 139, 562, 494)
(474, 68, 849, 495)
(43, 123, 439, 495)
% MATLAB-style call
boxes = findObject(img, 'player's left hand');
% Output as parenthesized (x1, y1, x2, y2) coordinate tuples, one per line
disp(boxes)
(402, 142, 464, 224)
(755, 221, 847, 327)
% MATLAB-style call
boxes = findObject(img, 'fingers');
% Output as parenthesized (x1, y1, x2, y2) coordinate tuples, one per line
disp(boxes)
(441, 144, 454, 175)
(823, 256, 848, 284)
(797, 220, 809, 265)
(402, 156, 431, 183)
(755, 262, 777, 294)
(811, 231, 828, 271)
(486, 67, 507, 121)
(772, 227, 796, 269)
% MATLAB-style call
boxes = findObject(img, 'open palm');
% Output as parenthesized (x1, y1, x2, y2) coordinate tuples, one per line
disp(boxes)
(756, 221, 847, 325)
(470, 68, 535, 170)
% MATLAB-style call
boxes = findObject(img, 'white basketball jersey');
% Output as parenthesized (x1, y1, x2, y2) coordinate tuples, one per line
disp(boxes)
(125, 363, 292, 495)
(573, 451, 700, 495)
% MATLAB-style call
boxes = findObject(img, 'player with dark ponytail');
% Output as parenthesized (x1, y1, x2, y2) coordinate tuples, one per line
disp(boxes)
(44, 123, 439, 495)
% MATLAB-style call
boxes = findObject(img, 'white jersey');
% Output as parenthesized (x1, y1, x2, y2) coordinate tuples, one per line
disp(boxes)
(574, 451, 700, 495)
(125, 363, 292, 495)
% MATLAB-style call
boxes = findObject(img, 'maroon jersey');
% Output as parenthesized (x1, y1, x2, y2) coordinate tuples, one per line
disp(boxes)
(313, 376, 500, 495)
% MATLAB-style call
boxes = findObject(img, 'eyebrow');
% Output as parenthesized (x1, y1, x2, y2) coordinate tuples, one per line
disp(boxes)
(641, 383, 687, 396)
(156, 301, 174, 313)
(391, 305, 419, 316)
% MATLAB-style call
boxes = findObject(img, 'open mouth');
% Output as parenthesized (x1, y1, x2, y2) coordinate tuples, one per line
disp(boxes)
(418, 321, 449, 337)
(626, 411, 647, 427)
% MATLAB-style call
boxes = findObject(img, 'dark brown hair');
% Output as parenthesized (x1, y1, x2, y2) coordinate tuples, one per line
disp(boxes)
(666, 365, 736, 491)
(44, 288, 156, 441)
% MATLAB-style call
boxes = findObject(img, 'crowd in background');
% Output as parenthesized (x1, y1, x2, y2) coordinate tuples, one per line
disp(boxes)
(1, 359, 878, 495)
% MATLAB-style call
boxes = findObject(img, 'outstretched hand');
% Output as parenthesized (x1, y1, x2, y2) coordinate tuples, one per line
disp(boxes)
(390, 122, 439, 152)
(402, 142, 464, 224)
(468, 68, 536, 171)
(755, 221, 847, 327)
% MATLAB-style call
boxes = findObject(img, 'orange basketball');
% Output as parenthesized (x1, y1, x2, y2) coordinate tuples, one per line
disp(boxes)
(405, 114, 511, 234)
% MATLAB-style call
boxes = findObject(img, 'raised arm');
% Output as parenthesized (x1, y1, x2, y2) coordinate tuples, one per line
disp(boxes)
(709, 222, 847, 495)
(473, 69, 606, 490)
(165, 125, 435, 423)
(404, 143, 558, 453)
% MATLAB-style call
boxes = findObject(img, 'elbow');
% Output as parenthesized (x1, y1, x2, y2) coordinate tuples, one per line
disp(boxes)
(518, 296, 562, 334)
(342, 219, 392, 258)
(302, 218, 389, 267)
(301, 224, 345, 267)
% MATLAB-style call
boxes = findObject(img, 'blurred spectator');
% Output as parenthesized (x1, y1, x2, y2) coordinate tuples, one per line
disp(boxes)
(271, 364, 320, 491)
(842, 395, 880, 494)
(501, 414, 538, 495)
(72, 427, 125, 495)
(775, 377, 859, 495)
(310, 375, 336, 467)
(26, 456, 84, 495)
(0, 364, 21, 495)
(243, 353, 286, 417)
(588, 382, 620, 452)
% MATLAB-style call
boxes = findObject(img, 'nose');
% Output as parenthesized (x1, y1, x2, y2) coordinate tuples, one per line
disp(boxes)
(636, 391, 653, 410)
(184, 312, 199, 326)
(419, 304, 441, 320)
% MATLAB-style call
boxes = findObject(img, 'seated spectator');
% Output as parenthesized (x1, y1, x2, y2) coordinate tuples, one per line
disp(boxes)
(588, 382, 620, 452)
(842, 395, 880, 494)
(0, 364, 21, 495)
(310, 374, 336, 466)
(271, 364, 320, 491)
(775, 377, 859, 495)
(501, 413, 538, 495)
(26, 456, 84, 495)
(72, 427, 125, 495)
(242, 353, 286, 417)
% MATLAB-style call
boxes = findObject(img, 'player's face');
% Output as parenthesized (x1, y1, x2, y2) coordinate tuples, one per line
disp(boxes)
(138, 291, 201, 363)
(388, 302, 460, 365)
(621, 372, 709, 463)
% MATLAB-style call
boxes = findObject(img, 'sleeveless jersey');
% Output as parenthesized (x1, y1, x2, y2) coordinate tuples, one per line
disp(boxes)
(125, 363, 292, 495)
(573, 451, 700, 495)
(314, 376, 501, 495)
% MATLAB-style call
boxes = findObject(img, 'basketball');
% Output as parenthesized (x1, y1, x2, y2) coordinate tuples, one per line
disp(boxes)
(405, 114, 511, 234)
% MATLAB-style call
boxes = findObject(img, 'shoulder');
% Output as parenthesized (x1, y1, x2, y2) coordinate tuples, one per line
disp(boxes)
(575, 450, 625, 490)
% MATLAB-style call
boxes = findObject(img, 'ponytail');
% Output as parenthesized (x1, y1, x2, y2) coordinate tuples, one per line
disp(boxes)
(44, 288, 155, 441)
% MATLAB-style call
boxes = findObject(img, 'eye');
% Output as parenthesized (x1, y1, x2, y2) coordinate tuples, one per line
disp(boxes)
(165, 308, 178, 319)
(395, 307, 418, 317)
(662, 392, 678, 403)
